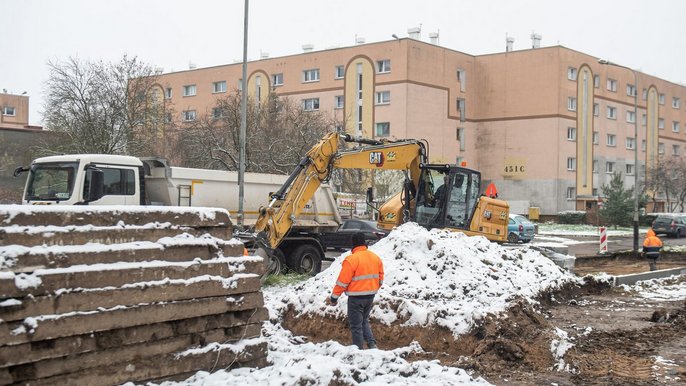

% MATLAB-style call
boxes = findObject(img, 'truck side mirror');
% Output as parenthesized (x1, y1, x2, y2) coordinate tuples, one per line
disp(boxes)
(13, 166, 29, 177)
(366, 187, 374, 204)
(85, 168, 105, 203)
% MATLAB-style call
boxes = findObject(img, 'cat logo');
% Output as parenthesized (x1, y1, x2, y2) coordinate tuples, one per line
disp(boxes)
(384, 212, 396, 221)
(483, 210, 492, 219)
(387, 152, 397, 161)
(369, 151, 384, 167)
(499, 211, 507, 220)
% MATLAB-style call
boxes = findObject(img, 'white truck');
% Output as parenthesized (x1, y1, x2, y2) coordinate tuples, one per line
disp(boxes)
(14, 154, 342, 273)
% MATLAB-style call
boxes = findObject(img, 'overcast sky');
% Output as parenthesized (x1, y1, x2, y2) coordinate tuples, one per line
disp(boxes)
(3, 0, 686, 126)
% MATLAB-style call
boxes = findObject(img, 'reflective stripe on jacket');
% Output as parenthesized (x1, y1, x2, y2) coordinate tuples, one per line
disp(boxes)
(331, 246, 384, 300)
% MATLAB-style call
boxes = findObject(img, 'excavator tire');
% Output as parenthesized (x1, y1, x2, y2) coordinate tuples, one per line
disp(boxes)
(257, 247, 287, 281)
(288, 244, 323, 275)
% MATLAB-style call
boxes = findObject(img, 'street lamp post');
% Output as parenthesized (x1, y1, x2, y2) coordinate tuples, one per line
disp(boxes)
(599, 59, 639, 252)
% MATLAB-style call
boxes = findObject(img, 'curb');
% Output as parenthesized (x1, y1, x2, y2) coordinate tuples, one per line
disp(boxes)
(613, 267, 686, 286)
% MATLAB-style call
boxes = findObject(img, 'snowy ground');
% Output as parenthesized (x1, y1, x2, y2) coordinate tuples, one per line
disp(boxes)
(142, 223, 591, 386)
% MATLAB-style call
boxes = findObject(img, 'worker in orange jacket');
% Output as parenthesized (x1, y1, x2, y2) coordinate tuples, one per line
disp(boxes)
(643, 228, 663, 271)
(326, 232, 384, 349)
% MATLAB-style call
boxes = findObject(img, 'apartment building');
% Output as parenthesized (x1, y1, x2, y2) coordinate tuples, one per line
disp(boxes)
(0, 92, 32, 130)
(152, 39, 686, 215)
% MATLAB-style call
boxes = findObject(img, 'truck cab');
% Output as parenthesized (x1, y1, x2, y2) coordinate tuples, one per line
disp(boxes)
(20, 154, 144, 205)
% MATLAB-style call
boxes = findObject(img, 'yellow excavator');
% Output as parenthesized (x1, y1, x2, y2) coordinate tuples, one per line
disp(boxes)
(252, 131, 509, 275)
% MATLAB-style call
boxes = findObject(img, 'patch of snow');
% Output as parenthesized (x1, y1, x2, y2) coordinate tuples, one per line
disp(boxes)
(621, 276, 686, 301)
(0, 298, 21, 307)
(14, 273, 42, 290)
(550, 328, 575, 372)
(268, 223, 579, 337)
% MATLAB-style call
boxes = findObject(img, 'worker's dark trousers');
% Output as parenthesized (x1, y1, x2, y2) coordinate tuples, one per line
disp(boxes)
(347, 295, 376, 349)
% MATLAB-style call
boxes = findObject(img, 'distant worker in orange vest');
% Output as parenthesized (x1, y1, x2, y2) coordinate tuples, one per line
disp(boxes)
(485, 182, 498, 198)
(642, 228, 663, 271)
(326, 232, 384, 349)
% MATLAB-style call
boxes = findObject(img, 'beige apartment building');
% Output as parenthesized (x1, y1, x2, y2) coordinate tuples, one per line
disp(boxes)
(153, 38, 686, 215)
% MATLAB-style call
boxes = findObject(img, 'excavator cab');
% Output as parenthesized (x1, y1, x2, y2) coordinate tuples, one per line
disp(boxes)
(413, 165, 481, 231)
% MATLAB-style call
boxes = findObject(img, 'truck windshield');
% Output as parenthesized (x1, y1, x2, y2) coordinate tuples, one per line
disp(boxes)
(24, 162, 78, 201)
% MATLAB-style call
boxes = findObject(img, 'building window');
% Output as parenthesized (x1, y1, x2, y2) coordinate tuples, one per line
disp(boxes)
(2, 106, 15, 116)
(456, 98, 466, 122)
(567, 157, 576, 171)
(164, 88, 172, 99)
(593, 103, 599, 116)
(673, 144, 680, 156)
(673, 97, 681, 109)
(626, 137, 635, 150)
(626, 164, 634, 175)
(592, 160, 598, 173)
(658, 118, 665, 129)
(375, 122, 390, 137)
(593, 75, 600, 88)
(593, 131, 599, 145)
(376, 59, 391, 73)
(456, 69, 466, 92)
(642, 88, 647, 100)
(183, 110, 196, 121)
(642, 114, 647, 126)
(302, 98, 320, 111)
(302, 69, 320, 82)
(659, 93, 665, 105)
(606, 106, 617, 119)
(212, 107, 226, 119)
(272, 73, 283, 86)
(567, 127, 576, 141)
(606, 78, 617, 92)
(567, 97, 577, 111)
(566, 187, 576, 200)
(626, 84, 636, 96)
(182, 85, 196, 97)
(672, 121, 680, 133)
(567, 67, 577, 81)
(212, 81, 226, 93)
(642, 140, 646, 152)
(164, 112, 172, 124)
(606, 162, 615, 173)
(335, 65, 345, 79)
(607, 134, 616, 147)
(375, 91, 390, 105)
(593, 188, 598, 196)
(626, 110, 636, 123)
(334, 95, 344, 109)
(658, 142, 665, 154)
(456, 127, 465, 151)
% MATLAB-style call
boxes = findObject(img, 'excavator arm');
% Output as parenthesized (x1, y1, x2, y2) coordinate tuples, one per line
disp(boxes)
(253, 132, 426, 252)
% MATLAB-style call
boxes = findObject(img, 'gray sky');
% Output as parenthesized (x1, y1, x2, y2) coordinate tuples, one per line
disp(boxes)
(3, 0, 686, 126)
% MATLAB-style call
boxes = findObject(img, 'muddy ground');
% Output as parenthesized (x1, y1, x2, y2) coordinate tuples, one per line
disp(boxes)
(283, 256, 686, 385)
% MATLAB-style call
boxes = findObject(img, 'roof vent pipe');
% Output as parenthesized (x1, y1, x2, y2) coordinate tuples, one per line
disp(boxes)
(355, 36, 365, 44)
(506, 36, 515, 52)
(302, 44, 314, 52)
(408, 27, 421, 40)
(531, 33, 542, 48)
(429, 32, 439, 45)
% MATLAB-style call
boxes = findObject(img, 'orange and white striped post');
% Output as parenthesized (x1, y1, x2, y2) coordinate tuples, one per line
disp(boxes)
(599, 226, 608, 254)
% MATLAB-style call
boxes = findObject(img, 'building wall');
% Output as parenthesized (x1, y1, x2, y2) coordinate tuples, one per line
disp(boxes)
(152, 39, 686, 215)
(0, 93, 30, 129)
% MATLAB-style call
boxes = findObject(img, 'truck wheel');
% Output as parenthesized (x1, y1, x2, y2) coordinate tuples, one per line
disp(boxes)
(288, 245, 322, 275)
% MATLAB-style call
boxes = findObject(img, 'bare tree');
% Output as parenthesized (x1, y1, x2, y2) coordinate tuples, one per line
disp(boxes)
(644, 156, 686, 212)
(42, 55, 165, 156)
(177, 92, 332, 174)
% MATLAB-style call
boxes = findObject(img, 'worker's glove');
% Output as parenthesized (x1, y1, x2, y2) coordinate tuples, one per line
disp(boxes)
(325, 296, 338, 306)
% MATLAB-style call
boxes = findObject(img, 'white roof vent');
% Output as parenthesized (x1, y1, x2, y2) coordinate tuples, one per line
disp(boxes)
(302, 44, 314, 52)
(355, 36, 365, 44)
(408, 26, 421, 40)
(506, 36, 515, 52)
(531, 32, 542, 48)
(429, 32, 439, 45)
(188, 61, 197, 70)
(154, 67, 164, 74)
(260, 51, 270, 59)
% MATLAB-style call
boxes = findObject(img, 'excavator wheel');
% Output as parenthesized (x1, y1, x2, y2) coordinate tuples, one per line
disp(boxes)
(287, 244, 323, 276)
(256, 247, 286, 281)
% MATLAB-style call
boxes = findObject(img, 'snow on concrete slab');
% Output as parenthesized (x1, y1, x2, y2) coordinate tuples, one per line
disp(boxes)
(621, 276, 686, 301)
(268, 222, 579, 338)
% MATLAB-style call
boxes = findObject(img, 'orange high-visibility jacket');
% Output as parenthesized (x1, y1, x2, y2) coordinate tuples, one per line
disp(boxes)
(643, 229, 663, 248)
(331, 246, 384, 300)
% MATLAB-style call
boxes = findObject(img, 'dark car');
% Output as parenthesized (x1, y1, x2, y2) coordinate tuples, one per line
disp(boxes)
(652, 214, 686, 238)
(507, 214, 536, 243)
(321, 219, 389, 250)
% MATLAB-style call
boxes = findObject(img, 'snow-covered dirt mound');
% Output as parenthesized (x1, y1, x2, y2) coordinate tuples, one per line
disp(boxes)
(269, 222, 580, 337)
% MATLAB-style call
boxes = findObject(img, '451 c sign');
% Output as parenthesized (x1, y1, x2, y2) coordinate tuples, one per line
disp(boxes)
(503, 158, 526, 178)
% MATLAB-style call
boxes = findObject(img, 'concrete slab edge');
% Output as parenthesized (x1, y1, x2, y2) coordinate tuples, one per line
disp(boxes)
(613, 267, 686, 286)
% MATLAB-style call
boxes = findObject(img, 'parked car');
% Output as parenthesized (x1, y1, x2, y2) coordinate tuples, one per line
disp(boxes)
(651, 214, 686, 238)
(320, 219, 389, 250)
(507, 214, 536, 243)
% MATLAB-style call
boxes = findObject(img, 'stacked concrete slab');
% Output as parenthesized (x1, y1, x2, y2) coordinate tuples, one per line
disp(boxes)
(0, 206, 268, 385)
